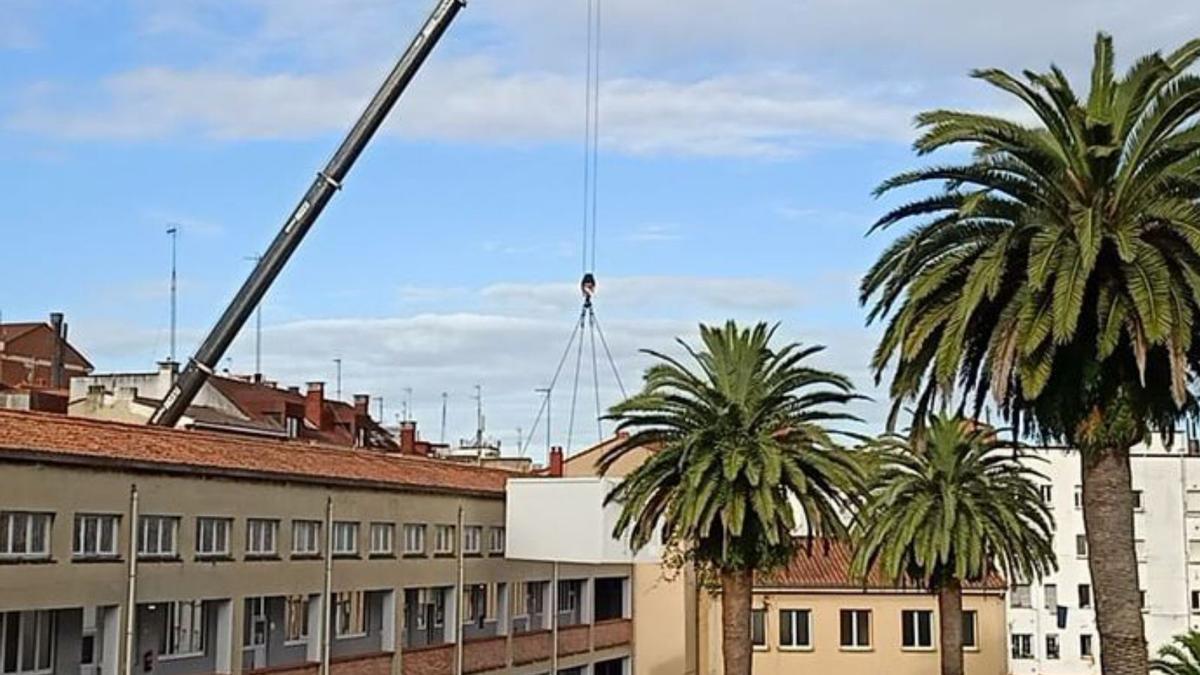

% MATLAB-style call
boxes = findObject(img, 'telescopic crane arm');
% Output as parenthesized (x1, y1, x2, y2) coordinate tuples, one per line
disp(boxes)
(149, 0, 466, 428)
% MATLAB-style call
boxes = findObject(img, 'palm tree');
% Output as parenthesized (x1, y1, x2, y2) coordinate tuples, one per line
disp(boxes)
(851, 414, 1056, 675)
(1152, 632, 1200, 674)
(860, 33, 1200, 675)
(599, 321, 861, 675)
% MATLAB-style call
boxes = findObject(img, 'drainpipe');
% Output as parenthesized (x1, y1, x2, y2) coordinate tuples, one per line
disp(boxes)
(455, 505, 465, 675)
(551, 561, 559, 674)
(122, 485, 139, 675)
(321, 496, 334, 675)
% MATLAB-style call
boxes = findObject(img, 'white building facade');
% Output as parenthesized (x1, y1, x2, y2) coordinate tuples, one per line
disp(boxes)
(1008, 435, 1200, 674)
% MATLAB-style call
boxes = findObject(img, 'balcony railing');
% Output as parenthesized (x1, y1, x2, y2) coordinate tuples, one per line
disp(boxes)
(593, 618, 632, 650)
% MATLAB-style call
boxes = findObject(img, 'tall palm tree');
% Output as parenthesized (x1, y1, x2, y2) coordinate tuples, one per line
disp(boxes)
(600, 321, 861, 675)
(860, 33, 1200, 675)
(1152, 632, 1200, 675)
(851, 414, 1056, 675)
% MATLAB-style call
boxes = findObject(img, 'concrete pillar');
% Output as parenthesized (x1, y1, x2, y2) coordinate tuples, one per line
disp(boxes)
(306, 593, 323, 663)
(101, 606, 122, 675)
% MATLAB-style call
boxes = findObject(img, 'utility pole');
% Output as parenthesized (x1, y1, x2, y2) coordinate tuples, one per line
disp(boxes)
(166, 226, 178, 364)
(333, 358, 342, 401)
(535, 387, 552, 455)
(440, 392, 448, 444)
(244, 253, 263, 377)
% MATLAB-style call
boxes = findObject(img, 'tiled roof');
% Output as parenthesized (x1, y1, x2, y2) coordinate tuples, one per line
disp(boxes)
(755, 539, 1006, 591)
(0, 409, 508, 496)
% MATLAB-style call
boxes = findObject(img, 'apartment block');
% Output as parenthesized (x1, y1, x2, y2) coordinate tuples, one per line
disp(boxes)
(1009, 437, 1200, 674)
(0, 410, 633, 675)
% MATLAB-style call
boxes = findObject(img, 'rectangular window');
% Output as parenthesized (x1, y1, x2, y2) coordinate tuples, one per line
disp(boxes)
(1135, 538, 1147, 561)
(137, 515, 178, 558)
(73, 514, 119, 559)
(1012, 633, 1033, 660)
(332, 592, 367, 638)
(840, 610, 871, 649)
(1140, 590, 1147, 609)
(403, 524, 425, 555)
(332, 522, 359, 556)
(558, 581, 580, 614)
(1044, 584, 1058, 610)
(0, 611, 55, 675)
(901, 610, 934, 649)
(369, 523, 394, 556)
(434, 525, 455, 555)
(1010, 584, 1032, 608)
(1078, 584, 1092, 609)
(1046, 634, 1061, 660)
(526, 582, 546, 615)
(246, 519, 278, 557)
(1039, 485, 1053, 504)
(1076, 534, 1088, 558)
(1074, 486, 1083, 509)
(750, 609, 766, 649)
(464, 584, 487, 624)
(0, 512, 52, 560)
(284, 596, 309, 644)
(778, 609, 811, 649)
(489, 527, 505, 554)
(962, 611, 977, 649)
(1080, 634, 1094, 658)
(1191, 590, 1200, 613)
(160, 601, 205, 657)
(1133, 490, 1144, 510)
(292, 521, 321, 556)
(195, 518, 230, 557)
(463, 526, 482, 554)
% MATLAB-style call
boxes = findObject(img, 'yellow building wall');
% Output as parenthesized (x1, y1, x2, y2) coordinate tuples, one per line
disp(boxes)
(632, 563, 698, 675)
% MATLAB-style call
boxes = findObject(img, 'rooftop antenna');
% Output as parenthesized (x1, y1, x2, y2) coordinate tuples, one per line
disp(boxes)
(376, 396, 384, 422)
(166, 225, 179, 363)
(403, 387, 413, 421)
(440, 392, 448, 444)
(333, 358, 342, 401)
(244, 253, 264, 378)
(473, 384, 484, 446)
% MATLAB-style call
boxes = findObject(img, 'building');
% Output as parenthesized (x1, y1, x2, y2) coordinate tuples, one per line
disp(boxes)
(1008, 436, 1200, 675)
(70, 363, 397, 450)
(0, 313, 94, 413)
(0, 409, 634, 675)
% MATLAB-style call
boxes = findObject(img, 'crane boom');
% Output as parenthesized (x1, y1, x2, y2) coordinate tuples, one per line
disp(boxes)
(149, 0, 465, 428)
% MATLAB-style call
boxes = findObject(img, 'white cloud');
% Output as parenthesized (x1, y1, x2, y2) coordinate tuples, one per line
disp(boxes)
(480, 275, 804, 314)
(623, 223, 684, 243)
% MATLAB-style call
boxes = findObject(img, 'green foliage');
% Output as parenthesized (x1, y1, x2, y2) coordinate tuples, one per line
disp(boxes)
(600, 321, 863, 574)
(851, 415, 1057, 589)
(861, 32, 1200, 447)
(1152, 631, 1200, 675)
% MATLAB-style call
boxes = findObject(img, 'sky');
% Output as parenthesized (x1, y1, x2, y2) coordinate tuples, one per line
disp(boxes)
(2, 0, 1198, 461)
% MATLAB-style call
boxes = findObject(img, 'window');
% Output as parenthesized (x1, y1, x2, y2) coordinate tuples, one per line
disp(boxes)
(750, 609, 766, 649)
(73, 514, 118, 558)
(1075, 534, 1088, 558)
(1044, 584, 1058, 610)
(138, 515, 178, 558)
(1010, 584, 1032, 608)
(961, 611, 977, 650)
(464, 584, 487, 624)
(558, 581, 580, 613)
(0, 512, 52, 560)
(0, 611, 55, 675)
(1046, 634, 1060, 660)
(1011, 633, 1033, 659)
(434, 525, 455, 555)
(195, 518, 230, 557)
(901, 610, 934, 649)
(1080, 634, 1094, 658)
(1140, 590, 1147, 609)
(1074, 486, 1083, 509)
(369, 523, 394, 556)
(1078, 584, 1092, 609)
(403, 524, 425, 555)
(1136, 538, 1147, 561)
(284, 596, 309, 644)
(292, 521, 320, 556)
(463, 526, 482, 554)
(526, 582, 546, 615)
(332, 522, 359, 556)
(489, 527, 505, 554)
(779, 609, 811, 649)
(1133, 490, 1144, 510)
(332, 592, 367, 638)
(1191, 590, 1200, 613)
(840, 610, 871, 649)
(1039, 484, 1053, 504)
(160, 601, 205, 657)
(285, 416, 300, 439)
(246, 519, 278, 557)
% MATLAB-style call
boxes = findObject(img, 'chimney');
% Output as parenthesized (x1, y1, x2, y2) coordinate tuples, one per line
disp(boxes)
(305, 382, 329, 430)
(399, 421, 417, 455)
(49, 312, 66, 389)
(548, 446, 564, 477)
(86, 384, 106, 409)
(353, 394, 370, 417)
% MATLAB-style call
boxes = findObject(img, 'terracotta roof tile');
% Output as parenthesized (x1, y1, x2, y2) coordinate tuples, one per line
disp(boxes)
(0, 409, 508, 497)
(756, 539, 1006, 591)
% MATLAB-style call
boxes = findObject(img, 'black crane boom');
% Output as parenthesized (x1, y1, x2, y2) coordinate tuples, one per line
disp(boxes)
(149, 0, 465, 428)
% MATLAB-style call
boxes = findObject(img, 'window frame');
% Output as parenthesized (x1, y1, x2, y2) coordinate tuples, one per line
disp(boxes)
(1011, 633, 1034, 660)
(159, 600, 205, 659)
(750, 608, 767, 651)
(463, 526, 482, 555)
(0, 610, 55, 675)
(332, 591, 368, 639)
(1075, 534, 1089, 558)
(332, 521, 360, 557)
(961, 610, 978, 651)
(488, 527, 505, 554)
(839, 609, 872, 650)
(369, 522, 394, 557)
(433, 525, 455, 555)
(778, 609, 812, 650)
(1046, 633, 1061, 660)
(73, 513, 119, 560)
(1078, 584, 1092, 609)
(283, 596, 310, 646)
(291, 520, 321, 557)
(402, 524, 426, 556)
(0, 512, 53, 561)
(901, 609, 935, 651)
(1080, 634, 1095, 658)
(1009, 583, 1032, 608)
(137, 515, 179, 559)
(245, 519, 279, 558)
(194, 517, 231, 558)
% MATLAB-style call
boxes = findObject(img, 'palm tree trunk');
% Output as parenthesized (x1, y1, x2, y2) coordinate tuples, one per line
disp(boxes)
(937, 579, 964, 675)
(721, 567, 754, 675)
(1081, 445, 1148, 675)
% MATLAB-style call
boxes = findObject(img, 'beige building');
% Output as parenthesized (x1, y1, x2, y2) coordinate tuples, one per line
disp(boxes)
(0, 410, 632, 675)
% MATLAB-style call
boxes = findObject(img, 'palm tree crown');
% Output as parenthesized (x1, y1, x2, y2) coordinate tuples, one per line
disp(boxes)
(851, 414, 1056, 588)
(1152, 632, 1200, 675)
(861, 33, 1200, 445)
(600, 321, 862, 571)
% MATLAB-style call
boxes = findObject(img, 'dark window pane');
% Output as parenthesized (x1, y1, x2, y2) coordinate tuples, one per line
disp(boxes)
(962, 611, 977, 648)
(779, 611, 793, 646)
(840, 611, 852, 646)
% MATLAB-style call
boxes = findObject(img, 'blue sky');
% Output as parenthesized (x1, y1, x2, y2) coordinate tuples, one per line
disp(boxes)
(2, 0, 1197, 459)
